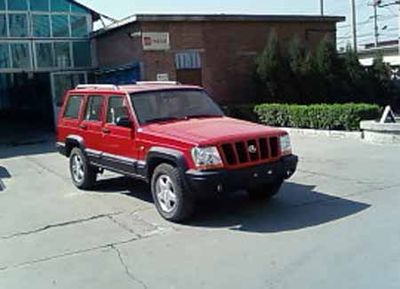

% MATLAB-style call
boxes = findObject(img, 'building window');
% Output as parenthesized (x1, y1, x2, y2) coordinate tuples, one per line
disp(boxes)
(10, 43, 30, 68)
(9, 14, 28, 37)
(32, 14, 50, 37)
(73, 41, 91, 67)
(7, 0, 28, 11)
(0, 0, 5, 11)
(35, 42, 54, 68)
(0, 14, 6, 37)
(30, 0, 50, 11)
(175, 51, 202, 69)
(0, 43, 10, 68)
(71, 15, 88, 37)
(54, 42, 70, 68)
(52, 15, 69, 37)
(51, 0, 70, 12)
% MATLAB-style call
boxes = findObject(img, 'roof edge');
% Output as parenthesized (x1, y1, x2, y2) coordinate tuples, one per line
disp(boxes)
(93, 13, 345, 37)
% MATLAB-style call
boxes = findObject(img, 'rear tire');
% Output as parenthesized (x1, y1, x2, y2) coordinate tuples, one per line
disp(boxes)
(151, 163, 194, 222)
(69, 147, 97, 190)
(247, 180, 283, 200)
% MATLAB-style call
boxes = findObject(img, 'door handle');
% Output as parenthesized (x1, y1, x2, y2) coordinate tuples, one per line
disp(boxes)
(79, 124, 87, 130)
(102, 128, 111, 134)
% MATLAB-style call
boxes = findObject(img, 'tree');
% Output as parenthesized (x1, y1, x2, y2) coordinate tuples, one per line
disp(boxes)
(255, 31, 289, 102)
(369, 51, 391, 105)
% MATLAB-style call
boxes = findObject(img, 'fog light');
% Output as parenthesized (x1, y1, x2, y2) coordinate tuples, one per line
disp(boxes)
(217, 184, 223, 193)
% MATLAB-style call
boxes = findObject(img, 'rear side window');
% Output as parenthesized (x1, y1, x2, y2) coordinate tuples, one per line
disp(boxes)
(64, 95, 82, 119)
(84, 96, 104, 121)
(107, 96, 129, 124)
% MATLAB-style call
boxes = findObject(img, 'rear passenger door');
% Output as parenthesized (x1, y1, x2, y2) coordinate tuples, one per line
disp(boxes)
(79, 95, 105, 156)
(101, 95, 138, 175)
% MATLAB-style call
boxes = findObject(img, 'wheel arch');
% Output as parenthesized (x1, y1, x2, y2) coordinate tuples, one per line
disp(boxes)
(145, 147, 189, 181)
(65, 135, 86, 157)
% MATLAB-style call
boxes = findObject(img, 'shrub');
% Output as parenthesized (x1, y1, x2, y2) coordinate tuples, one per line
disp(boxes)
(222, 104, 258, 122)
(254, 103, 381, 131)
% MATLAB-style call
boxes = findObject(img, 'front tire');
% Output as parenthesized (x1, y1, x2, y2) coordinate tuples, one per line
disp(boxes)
(247, 180, 283, 200)
(151, 163, 194, 222)
(69, 147, 97, 190)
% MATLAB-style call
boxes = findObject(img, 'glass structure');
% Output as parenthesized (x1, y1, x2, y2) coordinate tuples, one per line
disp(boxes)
(0, 0, 95, 120)
(0, 0, 93, 71)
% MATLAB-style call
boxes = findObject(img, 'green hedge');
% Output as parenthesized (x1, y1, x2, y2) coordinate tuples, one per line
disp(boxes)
(222, 104, 259, 122)
(254, 103, 381, 131)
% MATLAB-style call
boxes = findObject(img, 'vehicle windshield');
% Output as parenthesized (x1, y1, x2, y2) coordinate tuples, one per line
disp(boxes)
(130, 89, 224, 124)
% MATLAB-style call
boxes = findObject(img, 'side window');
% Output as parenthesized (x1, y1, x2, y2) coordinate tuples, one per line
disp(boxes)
(84, 96, 104, 121)
(64, 95, 82, 119)
(107, 96, 129, 124)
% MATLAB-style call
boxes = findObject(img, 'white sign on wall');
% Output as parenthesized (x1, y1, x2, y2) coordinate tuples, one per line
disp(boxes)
(142, 32, 170, 51)
(156, 73, 169, 81)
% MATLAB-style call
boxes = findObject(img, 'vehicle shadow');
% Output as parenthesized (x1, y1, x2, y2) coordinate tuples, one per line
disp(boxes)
(93, 176, 153, 203)
(0, 166, 11, 192)
(188, 182, 371, 233)
(91, 177, 370, 233)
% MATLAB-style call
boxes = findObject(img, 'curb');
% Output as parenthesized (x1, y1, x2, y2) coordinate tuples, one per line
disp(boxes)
(281, 127, 362, 140)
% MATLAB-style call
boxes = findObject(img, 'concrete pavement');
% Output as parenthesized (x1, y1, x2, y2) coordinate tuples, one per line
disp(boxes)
(0, 134, 399, 289)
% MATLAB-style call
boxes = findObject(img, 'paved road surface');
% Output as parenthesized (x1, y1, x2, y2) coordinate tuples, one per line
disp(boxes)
(0, 134, 399, 289)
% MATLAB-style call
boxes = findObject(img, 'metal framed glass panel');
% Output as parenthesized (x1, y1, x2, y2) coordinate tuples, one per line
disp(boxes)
(51, 0, 70, 12)
(54, 42, 70, 68)
(35, 42, 54, 68)
(9, 14, 28, 37)
(0, 14, 6, 37)
(30, 0, 50, 11)
(72, 41, 91, 67)
(32, 14, 51, 37)
(71, 3, 87, 14)
(0, 43, 10, 68)
(10, 42, 31, 68)
(70, 15, 88, 37)
(0, 0, 5, 11)
(52, 15, 69, 37)
(7, 0, 28, 11)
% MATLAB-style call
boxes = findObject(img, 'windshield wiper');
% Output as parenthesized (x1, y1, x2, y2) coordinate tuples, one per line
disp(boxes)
(144, 117, 182, 124)
(184, 114, 223, 119)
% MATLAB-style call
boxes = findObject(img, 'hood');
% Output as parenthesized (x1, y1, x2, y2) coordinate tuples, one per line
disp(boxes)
(142, 117, 285, 145)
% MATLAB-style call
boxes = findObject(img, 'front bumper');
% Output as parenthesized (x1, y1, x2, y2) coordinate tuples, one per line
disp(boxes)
(185, 154, 298, 197)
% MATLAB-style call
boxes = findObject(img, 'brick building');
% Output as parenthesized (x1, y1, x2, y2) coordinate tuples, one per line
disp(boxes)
(94, 14, 344, 104)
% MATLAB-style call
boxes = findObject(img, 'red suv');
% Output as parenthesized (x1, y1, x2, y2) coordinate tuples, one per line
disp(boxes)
(57, 82, 298, 221)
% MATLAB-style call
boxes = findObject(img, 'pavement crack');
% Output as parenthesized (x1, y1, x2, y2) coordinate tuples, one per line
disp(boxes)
(106, 215, 140, 238)
(0, 237, 138, 272)
(110, 244, 148, 289)
(1, 212, 122, 240)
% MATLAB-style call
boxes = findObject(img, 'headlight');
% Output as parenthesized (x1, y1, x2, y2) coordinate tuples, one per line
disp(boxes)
(280, 135, 292, 155)
(191, 146, 223, 170)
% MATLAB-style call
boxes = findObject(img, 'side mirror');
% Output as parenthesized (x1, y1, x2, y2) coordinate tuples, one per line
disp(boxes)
(116, 116, 132, 128)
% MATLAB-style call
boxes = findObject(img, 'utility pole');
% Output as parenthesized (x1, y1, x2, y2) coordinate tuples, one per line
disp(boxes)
(350, 0, 358, 51)
(374, 3, 379, 47)
(320, 0, 324, 15)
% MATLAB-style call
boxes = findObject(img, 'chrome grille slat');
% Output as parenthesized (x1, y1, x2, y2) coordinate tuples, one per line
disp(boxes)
(220, 136, 280, 167)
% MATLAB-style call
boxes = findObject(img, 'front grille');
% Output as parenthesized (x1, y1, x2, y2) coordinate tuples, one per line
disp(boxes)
(220, 137, 280, 167)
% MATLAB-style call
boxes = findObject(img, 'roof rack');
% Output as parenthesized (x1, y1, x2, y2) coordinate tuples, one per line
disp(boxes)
(135, 81, 181, 86)
(75, 84, 119, 90)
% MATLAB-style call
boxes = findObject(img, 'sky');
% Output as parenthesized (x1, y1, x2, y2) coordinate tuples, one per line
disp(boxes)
(79, 0, 400, 50)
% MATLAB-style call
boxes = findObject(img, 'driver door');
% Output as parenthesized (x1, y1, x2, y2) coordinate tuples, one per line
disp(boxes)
(101, 95, 138, 175)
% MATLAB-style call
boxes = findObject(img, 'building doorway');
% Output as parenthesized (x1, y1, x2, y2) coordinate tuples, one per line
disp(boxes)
(176, 69, 202, 86)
